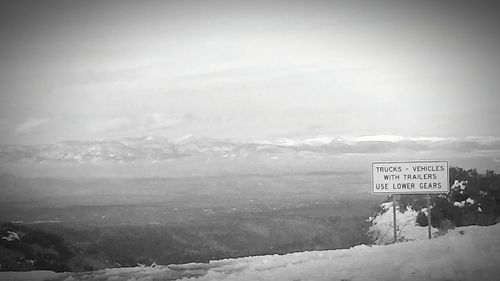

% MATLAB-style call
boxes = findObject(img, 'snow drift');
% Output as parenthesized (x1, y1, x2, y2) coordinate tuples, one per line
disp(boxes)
(368, 201, 439, 245)
(2, 223, 500, 281)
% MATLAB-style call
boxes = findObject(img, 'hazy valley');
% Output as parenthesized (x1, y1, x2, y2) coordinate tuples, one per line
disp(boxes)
(0, 170, 378, 271)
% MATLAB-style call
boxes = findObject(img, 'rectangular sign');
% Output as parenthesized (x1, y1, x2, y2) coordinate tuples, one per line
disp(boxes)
(372, 160, 449, 194)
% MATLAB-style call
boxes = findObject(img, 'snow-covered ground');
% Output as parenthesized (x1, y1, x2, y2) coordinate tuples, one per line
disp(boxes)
(2, 223, 500, 281)
(368, 201, 440, 245)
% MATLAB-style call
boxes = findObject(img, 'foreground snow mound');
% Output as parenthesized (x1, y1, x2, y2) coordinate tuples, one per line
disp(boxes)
(368, 201, 439, 245)
(3, 223, 500, 281)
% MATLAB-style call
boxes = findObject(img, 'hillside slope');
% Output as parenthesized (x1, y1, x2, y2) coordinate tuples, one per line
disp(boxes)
(2, 223, 499, 281)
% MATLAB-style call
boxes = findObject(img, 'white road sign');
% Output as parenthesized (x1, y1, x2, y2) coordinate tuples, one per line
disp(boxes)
(372, 161, 449, 194)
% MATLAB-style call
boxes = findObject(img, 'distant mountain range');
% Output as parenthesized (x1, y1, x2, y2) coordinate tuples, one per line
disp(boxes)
(1, 135, 499, 164)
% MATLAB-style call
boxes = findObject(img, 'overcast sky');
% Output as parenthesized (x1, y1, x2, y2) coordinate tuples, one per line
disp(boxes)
(1, 0, 500, 144)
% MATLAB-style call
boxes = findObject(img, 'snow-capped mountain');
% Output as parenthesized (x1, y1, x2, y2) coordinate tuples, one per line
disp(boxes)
(1, 135, 499, 164)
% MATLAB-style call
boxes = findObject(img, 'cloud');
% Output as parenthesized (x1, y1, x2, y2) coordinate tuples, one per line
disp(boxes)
(147, 113, 184, 129)
(84, 114, 196, 138)
(15, 118, 49, 134)
(100, 117, 132, 132)
(354, 135, 406, 142)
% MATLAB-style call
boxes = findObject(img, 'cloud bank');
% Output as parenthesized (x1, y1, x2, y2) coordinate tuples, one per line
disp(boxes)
(15, 118, 49, 135)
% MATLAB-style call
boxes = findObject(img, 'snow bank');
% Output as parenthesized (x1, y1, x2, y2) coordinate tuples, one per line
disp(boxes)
(2, 223, 500, 281)
(368, 201, 439, 244)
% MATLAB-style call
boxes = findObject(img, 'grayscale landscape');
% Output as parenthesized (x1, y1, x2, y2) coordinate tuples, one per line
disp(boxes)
(1, 1, 500, 280)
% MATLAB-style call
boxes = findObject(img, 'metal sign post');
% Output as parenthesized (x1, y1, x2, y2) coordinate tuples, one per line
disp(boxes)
(392, 194, 397, 243)
(426, 194, 432, 239)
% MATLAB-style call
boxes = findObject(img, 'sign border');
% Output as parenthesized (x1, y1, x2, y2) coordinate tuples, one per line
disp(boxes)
(371, 160, 449, 195)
